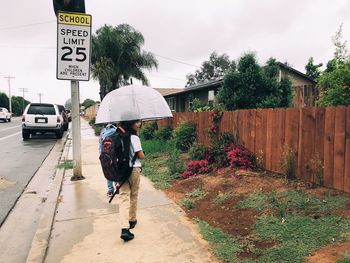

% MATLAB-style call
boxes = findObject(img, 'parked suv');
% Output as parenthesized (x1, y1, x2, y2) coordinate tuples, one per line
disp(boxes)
(0, 107, 11, 122)
(22, 103, 64, 140)
(57, 104, 69, 131)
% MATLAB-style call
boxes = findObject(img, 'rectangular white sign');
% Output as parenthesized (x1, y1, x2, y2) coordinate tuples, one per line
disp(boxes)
(57, 12, 92, 81)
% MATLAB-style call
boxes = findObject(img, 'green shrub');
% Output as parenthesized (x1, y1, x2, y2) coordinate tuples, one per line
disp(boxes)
(140, 122, 158, 140)
(219, 132, 238, 147)
(189, 143, 208, 160)
(154, 126, 172, 141)
(94, 124, 103, 136)
(208, 142, 228, 167)
(89, 117, 96, 126)
(173, 121, 197, 152)
(166, 149, 185, 177)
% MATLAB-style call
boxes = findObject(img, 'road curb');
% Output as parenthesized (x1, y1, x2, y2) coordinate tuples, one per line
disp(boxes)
(26, 132, 71, 263)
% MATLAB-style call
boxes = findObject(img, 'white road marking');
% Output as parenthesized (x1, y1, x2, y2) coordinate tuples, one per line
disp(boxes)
(0, 131, 21, 141)
(0, 125, 20, 132)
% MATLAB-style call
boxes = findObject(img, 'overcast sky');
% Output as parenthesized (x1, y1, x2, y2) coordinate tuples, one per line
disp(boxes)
(0, 0, 349, 106)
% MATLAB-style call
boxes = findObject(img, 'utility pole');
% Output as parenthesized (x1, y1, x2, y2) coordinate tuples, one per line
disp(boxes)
(70, 80, 84, 180)
(4, 76, 15, 113)
(37, 93, 43, 103)
(19, 88, 28, 114)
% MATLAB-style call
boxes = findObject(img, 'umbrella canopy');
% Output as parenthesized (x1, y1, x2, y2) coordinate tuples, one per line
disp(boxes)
(95, 84, 173, 124)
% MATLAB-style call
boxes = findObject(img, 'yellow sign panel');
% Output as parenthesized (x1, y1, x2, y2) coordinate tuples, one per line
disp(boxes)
(58, 12, 91, 26)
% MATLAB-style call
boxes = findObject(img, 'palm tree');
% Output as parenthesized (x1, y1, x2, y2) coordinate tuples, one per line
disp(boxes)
(91, 24, 158, 100)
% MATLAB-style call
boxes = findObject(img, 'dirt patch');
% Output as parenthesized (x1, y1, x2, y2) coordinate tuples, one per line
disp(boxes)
(308, 242, 350, 263)
(164, 168, 350, 262)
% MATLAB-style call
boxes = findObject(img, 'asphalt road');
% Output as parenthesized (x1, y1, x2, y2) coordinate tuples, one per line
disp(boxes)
(0, 117, 59, 225)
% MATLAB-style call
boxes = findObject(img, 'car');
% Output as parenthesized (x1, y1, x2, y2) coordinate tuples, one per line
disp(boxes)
(57, 104, 70, 131)
(22, 103, 64, 140)
(0, 107, 11, 122)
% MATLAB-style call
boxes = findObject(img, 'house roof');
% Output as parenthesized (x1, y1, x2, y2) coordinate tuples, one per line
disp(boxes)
(277, 62, 317, 84)
(160, 62, 316, 98)
(154, 88, 184, 96)
(161, 78, 224, 97)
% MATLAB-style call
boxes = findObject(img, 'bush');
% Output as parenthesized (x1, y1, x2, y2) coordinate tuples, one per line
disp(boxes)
(219, 132, 238, 147)
(173, 121, 197, 152)
(89, 117, 96, 126)
(94, 124, 103, 136)
(166, 149, 185, 177)
(180, 160, 211, 179)
(206, 142, 228, 168)
(154, 126, 172, 141)
(140, 122, 158, 140)
(226, 145, 256, 169)
(189, 143, 209, 161)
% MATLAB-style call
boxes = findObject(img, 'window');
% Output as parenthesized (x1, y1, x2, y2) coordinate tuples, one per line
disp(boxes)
(165, 97, 176, 111)
(28, 105, 56, 115)
(208, 90, 215, 102)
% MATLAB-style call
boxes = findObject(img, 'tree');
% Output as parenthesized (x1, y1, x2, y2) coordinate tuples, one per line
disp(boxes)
(82, 98, 95, 109)
(305, 57, 323, 79)
(10, 96, 30, 116)
(217, 53, 293, 110)
(317, 25, 350, 106)
(186, 51, 235, 87)
(91, 24, 158, 100)
(65, 99, 71, 110)
(0, 92, 9, 109)
(317, 62, 350, 106)
(325, 24, 349, 73)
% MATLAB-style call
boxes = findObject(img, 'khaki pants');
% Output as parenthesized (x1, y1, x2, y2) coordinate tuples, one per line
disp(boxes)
(119, 168, 141, 229)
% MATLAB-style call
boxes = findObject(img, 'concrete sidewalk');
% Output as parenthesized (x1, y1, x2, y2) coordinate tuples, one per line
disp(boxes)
(41, 119, 217, 263)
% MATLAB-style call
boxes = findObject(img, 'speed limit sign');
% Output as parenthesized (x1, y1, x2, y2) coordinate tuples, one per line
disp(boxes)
(56, 12, 91, 81)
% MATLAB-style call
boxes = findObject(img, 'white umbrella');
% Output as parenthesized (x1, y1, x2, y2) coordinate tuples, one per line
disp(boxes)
(95, 84, 173, 124)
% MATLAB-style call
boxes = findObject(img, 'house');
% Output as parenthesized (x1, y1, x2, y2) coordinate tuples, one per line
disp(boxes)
(159, 62, 317, 112)
(84, 102, 100, 119)
(277, 62, 317, 108)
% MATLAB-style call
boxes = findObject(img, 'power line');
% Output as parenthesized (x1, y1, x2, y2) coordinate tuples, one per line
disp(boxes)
(0, 20, 55, 31)
(0, 44, 200, 70)
(147, 74, 186, 82)
(148, 51, 201, 68)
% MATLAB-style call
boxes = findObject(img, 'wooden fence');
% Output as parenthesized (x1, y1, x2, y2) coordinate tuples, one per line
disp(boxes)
(158, 107, 350, 193)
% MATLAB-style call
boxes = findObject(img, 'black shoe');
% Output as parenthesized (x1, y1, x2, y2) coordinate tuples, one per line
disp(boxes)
(129, 220, 137, 229)
(120, 228, 134, 241)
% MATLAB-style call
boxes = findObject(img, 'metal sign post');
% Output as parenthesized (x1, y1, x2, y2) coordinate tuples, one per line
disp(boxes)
(57, 12, 92, 180)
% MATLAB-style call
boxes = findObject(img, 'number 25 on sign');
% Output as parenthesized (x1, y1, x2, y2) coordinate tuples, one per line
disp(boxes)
(56, 12, 92, 81)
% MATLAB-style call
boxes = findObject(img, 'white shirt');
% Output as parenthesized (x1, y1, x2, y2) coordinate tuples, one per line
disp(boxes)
(130, 135, 142, 167)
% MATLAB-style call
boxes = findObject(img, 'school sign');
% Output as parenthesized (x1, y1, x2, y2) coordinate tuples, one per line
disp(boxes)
(56, 12, 92, 81)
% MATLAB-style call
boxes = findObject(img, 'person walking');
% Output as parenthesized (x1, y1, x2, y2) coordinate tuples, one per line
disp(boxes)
(118, 120, 144, 241)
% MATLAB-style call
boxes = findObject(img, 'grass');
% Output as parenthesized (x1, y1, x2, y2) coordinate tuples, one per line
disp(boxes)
(142, 139, 175, 155)
(238, 191, 273, 211)
(178, 187, 208, 210)
(57, 159, 75, 170)
(195, 219, 243, 263)
(254, 215, 350, 263)
(185, 187, 208, 199)
(179, 198, 196, 209)
(338, 252, 350, 263)
(212, 193, 238, 204)
(238, 190, 349, 215)
(141, 139, 177, 189)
